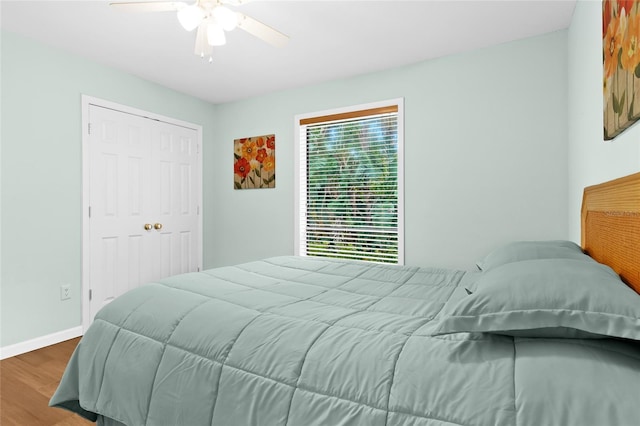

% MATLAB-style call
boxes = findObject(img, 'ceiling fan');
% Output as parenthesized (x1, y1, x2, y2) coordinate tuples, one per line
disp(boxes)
(110, 0, 289, 61)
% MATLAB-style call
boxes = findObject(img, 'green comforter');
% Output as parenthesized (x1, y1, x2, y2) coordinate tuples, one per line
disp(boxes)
(51, 256, 640, 425)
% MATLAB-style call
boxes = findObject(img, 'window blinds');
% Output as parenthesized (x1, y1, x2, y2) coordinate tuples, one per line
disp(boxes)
(299, 107, 400, 264)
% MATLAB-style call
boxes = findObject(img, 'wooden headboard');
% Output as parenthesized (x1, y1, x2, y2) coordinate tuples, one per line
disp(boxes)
(581, 172, 640, 293)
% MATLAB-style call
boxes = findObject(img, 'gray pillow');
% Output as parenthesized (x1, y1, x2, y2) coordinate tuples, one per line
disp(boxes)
(433, 259, 640, 340)
(476, 240, 592, 271)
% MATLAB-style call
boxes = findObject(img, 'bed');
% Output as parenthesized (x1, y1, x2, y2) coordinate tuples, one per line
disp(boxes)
(51, 172, 640, 426)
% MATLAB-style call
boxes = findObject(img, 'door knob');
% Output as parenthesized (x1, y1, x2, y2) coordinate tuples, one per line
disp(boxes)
(144, 224, 152, 231)
(154, 223, 163, 230)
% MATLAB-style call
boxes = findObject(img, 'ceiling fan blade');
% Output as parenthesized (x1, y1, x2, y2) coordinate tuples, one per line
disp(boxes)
(109, 1, 187, 13)
(237, 13, 289, 48)
(222, 0, 255, 6)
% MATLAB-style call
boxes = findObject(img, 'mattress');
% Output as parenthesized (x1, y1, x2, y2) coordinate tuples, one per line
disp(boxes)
(50, 255, 640, 425)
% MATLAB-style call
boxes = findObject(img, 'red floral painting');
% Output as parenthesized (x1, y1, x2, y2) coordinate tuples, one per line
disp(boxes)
(234, 134, 275, 189)
(603, 0, 640, 139)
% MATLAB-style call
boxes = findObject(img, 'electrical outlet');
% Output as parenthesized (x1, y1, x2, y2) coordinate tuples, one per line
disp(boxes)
(60, 284, 71, 301)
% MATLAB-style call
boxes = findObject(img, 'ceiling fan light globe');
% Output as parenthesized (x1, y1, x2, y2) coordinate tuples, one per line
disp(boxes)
(194, 22, 213, 56)
(207, 23, 226, 46)
(212, 6, 238, 31)
(177, 4, 204, 31)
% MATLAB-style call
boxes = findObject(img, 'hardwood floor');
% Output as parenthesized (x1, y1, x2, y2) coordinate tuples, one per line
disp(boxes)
(0, 337, 92, 425)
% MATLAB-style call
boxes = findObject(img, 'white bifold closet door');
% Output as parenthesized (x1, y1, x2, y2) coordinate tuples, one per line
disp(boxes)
(87, 104, 200, 323)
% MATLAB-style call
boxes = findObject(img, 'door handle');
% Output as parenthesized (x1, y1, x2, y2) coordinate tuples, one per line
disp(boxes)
(154, 223, 163, 230)
(144, 224, 152, 231)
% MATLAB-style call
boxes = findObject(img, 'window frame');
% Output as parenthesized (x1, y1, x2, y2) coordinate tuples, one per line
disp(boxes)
(294, 98, 405, 265)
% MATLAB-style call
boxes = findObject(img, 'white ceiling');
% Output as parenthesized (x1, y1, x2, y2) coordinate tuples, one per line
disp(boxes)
(1, 0, 576, 104)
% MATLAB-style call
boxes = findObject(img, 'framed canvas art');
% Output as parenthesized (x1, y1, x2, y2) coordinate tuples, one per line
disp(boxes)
(603, 0, 640, 140)
(234, 134, 276, 189)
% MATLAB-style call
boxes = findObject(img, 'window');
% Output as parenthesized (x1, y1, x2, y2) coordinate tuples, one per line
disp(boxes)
(295, 99, 404, 264)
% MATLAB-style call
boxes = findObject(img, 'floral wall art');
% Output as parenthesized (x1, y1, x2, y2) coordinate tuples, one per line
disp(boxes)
(234, 134, 276, 189)
(603, 0, 640, 139)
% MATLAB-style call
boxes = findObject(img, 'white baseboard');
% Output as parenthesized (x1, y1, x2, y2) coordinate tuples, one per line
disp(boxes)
(0, 326, 83, 360)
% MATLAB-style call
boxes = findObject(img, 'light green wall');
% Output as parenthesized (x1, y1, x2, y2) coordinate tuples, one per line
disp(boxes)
(0, 32, 217, 347)
(208, 30, 569, 270)
(2, 28, 569, 348)
(567, 0, 640, 241)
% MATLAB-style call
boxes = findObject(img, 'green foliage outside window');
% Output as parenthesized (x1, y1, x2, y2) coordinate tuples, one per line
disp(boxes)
(305, 115, 398, 263)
